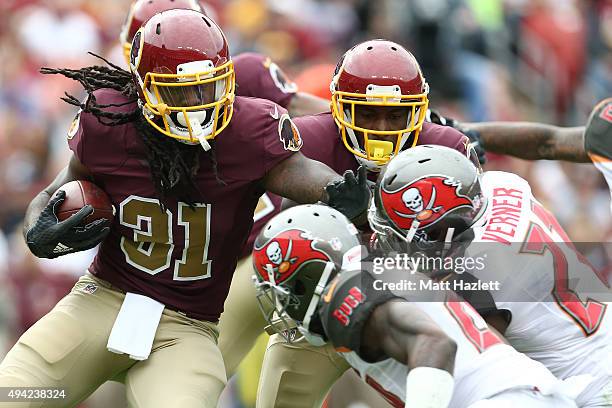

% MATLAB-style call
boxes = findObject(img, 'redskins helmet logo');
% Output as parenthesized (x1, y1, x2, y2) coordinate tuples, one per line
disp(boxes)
(129, 29, 144, 72)
(380, 175, 473, 230)
(278, 114, 303, 152)
(253, 229, 331, 284)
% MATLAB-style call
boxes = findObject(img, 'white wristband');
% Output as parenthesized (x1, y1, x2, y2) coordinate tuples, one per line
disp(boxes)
(405, 367, 454, 408)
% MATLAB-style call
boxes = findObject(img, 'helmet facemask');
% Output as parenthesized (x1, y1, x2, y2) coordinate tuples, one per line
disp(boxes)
(332, 83, 429, 171)
(253, 264, 300, 342)
(138, 59, 235, 150)
(368, 172, 487, 257)
(254, 261, 336, 345)
(251, 204, 363, 345)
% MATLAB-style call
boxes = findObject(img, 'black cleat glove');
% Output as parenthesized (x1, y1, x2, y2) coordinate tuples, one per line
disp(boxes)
(25, 190, 111, 259)
(325, 165, 371, 224)
(427, 108, 487, 165)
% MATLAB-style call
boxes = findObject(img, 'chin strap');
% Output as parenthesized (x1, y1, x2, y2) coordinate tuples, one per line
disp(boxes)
(404, 219, 421, 243)
(443, 227, 455, 252)
(187, 117, 211, 151)
(197, 135, 211, 151)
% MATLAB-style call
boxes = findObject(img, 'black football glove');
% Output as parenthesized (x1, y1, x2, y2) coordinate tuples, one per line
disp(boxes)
(426, 108, 487, 165)
(325, 165, 371, 224)
(25, 190, 111, 259)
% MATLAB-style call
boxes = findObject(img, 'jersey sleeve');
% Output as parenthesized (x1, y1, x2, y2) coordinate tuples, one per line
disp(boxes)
(318, 268, 401, 354)
(66, 90, 130, 174)
(234, 53, 297, 109)
(261, 107, 303, 176)
(419, 122, 469, 156)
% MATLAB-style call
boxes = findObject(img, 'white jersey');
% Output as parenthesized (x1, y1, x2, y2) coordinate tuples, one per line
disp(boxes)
(342, 298, 560, 408)
(467, 170, 612, 405)
(593, 160, 612, 214)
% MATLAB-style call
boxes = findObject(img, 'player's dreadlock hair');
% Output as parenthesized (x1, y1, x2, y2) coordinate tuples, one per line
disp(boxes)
(41, 53, 226, 208)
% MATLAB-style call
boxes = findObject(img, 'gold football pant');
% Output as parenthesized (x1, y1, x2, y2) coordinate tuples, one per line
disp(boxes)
(217, 255, 268, 377)
(256, 334, 350, 408)
(0, 273, 226, 408)
(218, 254, 352, 408)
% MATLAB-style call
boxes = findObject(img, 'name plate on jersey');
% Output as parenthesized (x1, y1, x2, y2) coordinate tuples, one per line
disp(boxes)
(107, 292, 165, 360)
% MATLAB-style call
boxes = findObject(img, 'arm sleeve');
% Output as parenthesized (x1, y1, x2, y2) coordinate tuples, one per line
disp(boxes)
(261, 109, 302, 176)
(66, 91, 130, 174)
(418, 123, 472, 158)
(318, 269, 401, 353)
(67, 109, 87, 165)
(234, 53, 297, 109)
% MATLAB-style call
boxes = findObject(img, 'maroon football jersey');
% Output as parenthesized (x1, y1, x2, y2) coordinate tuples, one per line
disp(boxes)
(234, 52, 299, 259)
(240, 114, 471, 257)
(68, 89, 298, 321)
(234, 53, 297, 109)
(295, 115, 471, 174)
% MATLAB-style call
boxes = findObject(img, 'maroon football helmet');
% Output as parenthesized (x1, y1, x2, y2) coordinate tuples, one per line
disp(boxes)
(129, 9, 235, 145)
(331, 40, 429, 171)
(120, 0, 206, 65)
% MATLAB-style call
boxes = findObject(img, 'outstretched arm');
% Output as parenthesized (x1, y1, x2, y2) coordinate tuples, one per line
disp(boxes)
(464, 122, 588, 162)
(262, 152, 340, 203)
(362, 300, 456, 372)
(263, 153, 370, 222)
(361, 300, 456, 408)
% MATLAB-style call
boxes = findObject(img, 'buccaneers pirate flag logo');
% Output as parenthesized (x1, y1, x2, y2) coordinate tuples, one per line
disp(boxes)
(253, 229, 331, 284)
(380, 176, 474, 230)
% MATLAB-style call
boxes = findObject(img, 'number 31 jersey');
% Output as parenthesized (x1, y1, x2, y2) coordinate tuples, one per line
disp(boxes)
(67, 89, 298, 321)
(468, 170, 612, 405)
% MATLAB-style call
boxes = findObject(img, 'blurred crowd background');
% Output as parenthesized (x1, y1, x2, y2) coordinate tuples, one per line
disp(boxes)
(0, 0, 610, 407)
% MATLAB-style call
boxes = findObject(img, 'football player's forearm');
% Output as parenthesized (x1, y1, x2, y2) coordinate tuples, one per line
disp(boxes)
(407, 332, 457, 374)
(23, 156, 93, 237)
(23, 164, 73, 237)
(264, 154, 341, 203)
(23, 190, 53, 238)
(465, 122, 589, 162)
(370, 302, 456, 373)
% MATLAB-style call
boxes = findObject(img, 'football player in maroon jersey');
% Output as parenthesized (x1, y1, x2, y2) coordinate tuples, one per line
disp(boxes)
(81, 0, 347, 384)
(250, 39, 479, 408)
(119, 0, 328, 119)
(0, 10, 370, 408)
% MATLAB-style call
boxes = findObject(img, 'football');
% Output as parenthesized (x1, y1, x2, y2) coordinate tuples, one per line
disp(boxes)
(55, 180, 114, 224)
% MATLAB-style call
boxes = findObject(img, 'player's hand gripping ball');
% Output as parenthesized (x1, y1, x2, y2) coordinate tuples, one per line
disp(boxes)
(26, 181, 114, 258)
